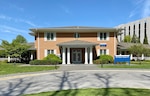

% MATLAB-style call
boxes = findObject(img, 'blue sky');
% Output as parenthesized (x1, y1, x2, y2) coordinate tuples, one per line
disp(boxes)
(0, 0, 150, 43)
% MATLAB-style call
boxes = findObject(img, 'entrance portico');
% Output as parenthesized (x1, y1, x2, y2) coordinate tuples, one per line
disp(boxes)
(57, 40, 98, 64)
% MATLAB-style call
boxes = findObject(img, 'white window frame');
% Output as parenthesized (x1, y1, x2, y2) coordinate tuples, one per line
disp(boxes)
(97, 32, 109, 41)
(44, 49, 56, 57)
(97, 49, 109, 56)
(74, 32, 80, 38)
(44, 32, 56, 41)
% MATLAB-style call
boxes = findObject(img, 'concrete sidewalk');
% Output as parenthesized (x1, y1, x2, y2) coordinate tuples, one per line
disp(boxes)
(58, 64, 100, 71)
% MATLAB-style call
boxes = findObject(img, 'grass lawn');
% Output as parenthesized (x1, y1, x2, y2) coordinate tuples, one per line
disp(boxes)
(98, 64, 150, 69)
(23, 88, 150, 96)
(0, 63, 58, 75)
(98, 61, 150, 69)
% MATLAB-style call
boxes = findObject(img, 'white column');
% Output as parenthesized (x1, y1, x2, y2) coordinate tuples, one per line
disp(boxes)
(130, 54, 133, 60)
(89, 47, 93, 64)
(30, 53, 33, 60)
(62, 47, 66, 64)
(84, 47, 88, 64)
(8, 56, 10, 62)
(67, 47, 70, 64)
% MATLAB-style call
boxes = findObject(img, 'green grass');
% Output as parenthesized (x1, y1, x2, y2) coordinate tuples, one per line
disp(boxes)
(0, 63, 58, 75)
(23, 88, 150, 96)
(98, 64, 150, 69)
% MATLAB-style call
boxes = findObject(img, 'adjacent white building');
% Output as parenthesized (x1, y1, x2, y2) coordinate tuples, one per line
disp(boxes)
(116, 17, 150, 44)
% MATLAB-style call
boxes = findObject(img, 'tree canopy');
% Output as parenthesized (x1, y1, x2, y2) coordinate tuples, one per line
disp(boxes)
(124, 35, 131, 42)
(0, 35, 29, 58)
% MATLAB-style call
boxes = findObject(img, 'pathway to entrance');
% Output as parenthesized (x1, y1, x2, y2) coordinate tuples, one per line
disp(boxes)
(58, 64, 100, 71)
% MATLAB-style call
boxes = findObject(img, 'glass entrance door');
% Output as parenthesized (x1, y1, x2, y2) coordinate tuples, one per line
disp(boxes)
(72, 49, 82, 64)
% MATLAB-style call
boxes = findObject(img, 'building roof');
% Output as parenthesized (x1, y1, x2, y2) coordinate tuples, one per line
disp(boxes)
(29, 26, 122, 36)
(117, 42, 150, 50)
(57, 40, 98, 46)
(27, 42, 36, 50)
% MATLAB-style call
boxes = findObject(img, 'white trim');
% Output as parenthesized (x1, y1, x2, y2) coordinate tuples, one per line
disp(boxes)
(67, 47, 70, 64)
(107, 32, 110, 40)
(62, 47, 66, 64)
(85, 47, 88, 64)
(44, 32, 47, 41)
(53, 32, 56, 41)
(89, 47, 93, 64)
(44, 49, 47, 57)
(107, 49, 109, 55)
(44, 32, 56, 41)
(97, 32, 109, 41)
(54, 49, 56, 54)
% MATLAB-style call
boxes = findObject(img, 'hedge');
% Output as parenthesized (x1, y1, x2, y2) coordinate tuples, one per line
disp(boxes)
(94, 55, 113, 64)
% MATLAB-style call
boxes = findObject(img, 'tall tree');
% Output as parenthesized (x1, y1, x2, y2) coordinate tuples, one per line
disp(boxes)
(124, 35, 131, 42)
(131, 34, 140, 43)
(0, 35, 30, 62)
(143, 34, 148, 44)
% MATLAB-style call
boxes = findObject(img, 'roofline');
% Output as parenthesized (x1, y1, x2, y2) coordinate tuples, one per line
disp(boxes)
(29, 26, 122, 36)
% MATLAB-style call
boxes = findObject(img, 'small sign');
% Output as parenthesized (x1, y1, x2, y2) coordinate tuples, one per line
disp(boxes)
(114, 55, 130, 64)
(100, 43, 107, 47)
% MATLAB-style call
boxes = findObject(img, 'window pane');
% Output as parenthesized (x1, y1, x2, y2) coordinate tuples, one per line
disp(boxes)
(47, 33, 50, 40)
(100, 50, 103, 55)
(74, 33, 80, 38)
(100, 33, 103, 40)
(50, 33, 54, 40)
(47, 50, 50, 55)
(51, 50, 54, 54)
(104, 33, 107, 40)
(104, 49, 106, 55)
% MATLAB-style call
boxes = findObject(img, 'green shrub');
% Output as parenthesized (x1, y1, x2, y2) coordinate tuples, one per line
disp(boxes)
(93, 59, 101, 64)
(30, 60, 51, 65)
(43, 54, 62, 63)
(94, 55, 113, 64)
(99, 55, 113, 64)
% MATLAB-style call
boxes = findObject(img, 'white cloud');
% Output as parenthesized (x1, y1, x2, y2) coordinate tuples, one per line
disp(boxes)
(142, 0, 150, 18)
(0, 14, 12, 21)
(0, 14, 36, 27)
(129, 0, 150, 18)
(0, 25, 27, 35)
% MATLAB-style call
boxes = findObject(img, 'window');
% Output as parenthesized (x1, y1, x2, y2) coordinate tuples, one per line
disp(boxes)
(97, 32, 109, 41)
(45, 49, 55, 57)
(133, 25, 135, 35)
(100, 49, 106, 55)
(47, 50, 54, 55)
(139, 23, 140, 39)
(129, 26, 130, 36)
(98, 49, 109, 56)
(74, 33, 80, 38)
(144, 22, 147, 37)
(45, 32, 56, 41)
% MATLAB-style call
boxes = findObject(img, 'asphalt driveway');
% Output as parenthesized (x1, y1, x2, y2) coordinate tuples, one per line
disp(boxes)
(0, 68, 150, 96)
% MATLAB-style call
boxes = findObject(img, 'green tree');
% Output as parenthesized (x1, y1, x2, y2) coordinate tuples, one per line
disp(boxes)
(0, 35, 30, 62)
(131, 34, 140, 43)
(124, 35, 131, 42)
(143, 34, 148, 44)
(128, 44, 148, 63)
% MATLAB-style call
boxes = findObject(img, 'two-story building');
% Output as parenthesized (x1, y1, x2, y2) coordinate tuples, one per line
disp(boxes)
(29, 26, 120, 64)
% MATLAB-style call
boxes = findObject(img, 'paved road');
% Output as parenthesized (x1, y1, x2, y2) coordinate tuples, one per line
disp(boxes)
(0, 69, 150, 96)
